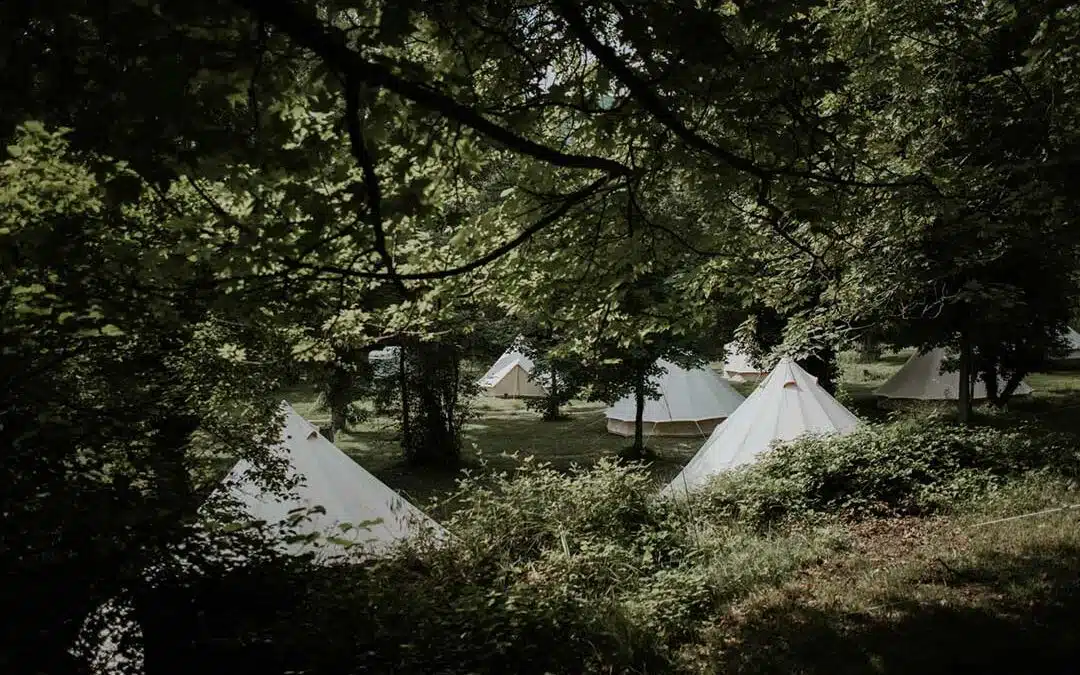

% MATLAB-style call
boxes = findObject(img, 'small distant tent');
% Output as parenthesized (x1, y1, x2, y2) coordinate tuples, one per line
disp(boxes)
(478, 344, 548, 398)
(874, 348, 1033, 402)
(368, 345, 401, 379)
(722, 343, 769, 382)
(605, 359, 746, 437)
(663, 357, 860, 496)
(1055, 327, 1080, 362)
(212, 402, 448, 559)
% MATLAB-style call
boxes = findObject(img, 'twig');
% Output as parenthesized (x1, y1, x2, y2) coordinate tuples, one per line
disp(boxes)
(969, 504, 1080, 528)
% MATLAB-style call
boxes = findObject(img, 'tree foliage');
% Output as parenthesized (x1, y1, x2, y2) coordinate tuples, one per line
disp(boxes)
(4, 0, 1080, 671)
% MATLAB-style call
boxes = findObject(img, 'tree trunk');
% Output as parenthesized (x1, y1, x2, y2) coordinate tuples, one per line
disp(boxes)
(325, 406, 340, 442)
(402, 341, 461, 466)
(981, 360, 1000, 406)
(958, 331, 973, 424)
(398, 341, 411, 449)
(797, 345, 838, 394)
(543, 371, 560, 421)
(858, 334, 881, 363)
(632, 366, 647, 457)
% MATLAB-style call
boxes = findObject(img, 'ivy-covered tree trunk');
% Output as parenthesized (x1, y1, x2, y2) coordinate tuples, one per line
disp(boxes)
(324, 362, 352, 442)
(398, 343, 411, 448)
(543, 371, 560, 421)
(632, 365, 647, 458)
(858, 334, 881, 363)
(401, 340, 463, 466)
(958, 331, 973, 424)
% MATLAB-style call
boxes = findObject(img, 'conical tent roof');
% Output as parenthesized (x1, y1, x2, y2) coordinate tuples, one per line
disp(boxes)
(664, 358, 860, 496)
(477, 342, 548, 397)
(214, 402, 447, 559)
(874, 348, 1033, 400)
(722, 343, 769, 381)
(78, 403, 449, 673)
(1061, 327, 1080, 359)
(606, 359, 745, 425)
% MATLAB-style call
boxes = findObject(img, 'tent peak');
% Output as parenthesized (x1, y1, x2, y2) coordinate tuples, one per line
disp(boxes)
(663, 357, 859, 496)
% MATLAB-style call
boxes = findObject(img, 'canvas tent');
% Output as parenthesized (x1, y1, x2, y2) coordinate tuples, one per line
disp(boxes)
(874, 348, 1033, 402)
(663, 357, 860, 496)
(722, 343, 769, 382)
(1056, 327, 1080, 361)
(605, 359, 746, 437)
(213, 402, 447, 559)
(477, 345, 548, 398)
(77, 402, 447, 673)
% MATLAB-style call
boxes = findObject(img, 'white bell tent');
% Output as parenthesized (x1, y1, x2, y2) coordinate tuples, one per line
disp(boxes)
(663, 357, 860, 496)
(477, 344, 548, 398)
(213, 402, 448, 559)
(605, 359, 746, 437)
(368, 345, 401, 379)
(874, 348, 1033, 401)
(1056, 327, 1080, 361)
(76, 402, 448, 674)
(721, 343, 769, 382)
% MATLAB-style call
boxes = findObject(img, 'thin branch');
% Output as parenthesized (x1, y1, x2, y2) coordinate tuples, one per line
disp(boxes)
(755, 178, 829, 273)
(281, 175, 615, 281)
(549, 0, 918, 189)
(343, 74, 405, 294)
(549, 0, 769, 179)
(232, 0, 632, 177)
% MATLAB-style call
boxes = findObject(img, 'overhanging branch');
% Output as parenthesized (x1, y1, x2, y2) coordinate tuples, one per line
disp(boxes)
(549, 0, 919, 189)
(278, 175, 616, 281)
(232, 0, 632, 177)
(343, 74, 405, 294)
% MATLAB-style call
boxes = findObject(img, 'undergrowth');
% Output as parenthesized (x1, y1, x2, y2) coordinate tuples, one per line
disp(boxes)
(696, 413, 1080, 526)
(99, 416, 1080, 674)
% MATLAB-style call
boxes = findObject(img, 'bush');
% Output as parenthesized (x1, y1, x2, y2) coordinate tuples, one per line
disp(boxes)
(697, 415, 1080, 527)
(143, 459, 847, 674)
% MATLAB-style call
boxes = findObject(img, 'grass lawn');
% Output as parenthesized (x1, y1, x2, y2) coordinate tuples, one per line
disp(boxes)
(274, 350, 1080, 511)
(282, 389, 709, 511)
(697, 478, 1080, 674)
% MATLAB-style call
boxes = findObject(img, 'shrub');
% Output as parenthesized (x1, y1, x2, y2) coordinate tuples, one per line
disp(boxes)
(144, 459, 848, 674)
(696, 415, 1080, 527)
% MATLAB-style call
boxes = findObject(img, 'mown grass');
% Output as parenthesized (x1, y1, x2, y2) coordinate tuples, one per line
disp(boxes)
(275, 350, 1080, 509)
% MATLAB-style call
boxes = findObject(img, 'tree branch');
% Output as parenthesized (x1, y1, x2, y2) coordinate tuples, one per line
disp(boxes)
(549, 0, 770, 179)
(279, 176, 615, 282)
(232, 0, 632, 177)
(343, 74, 405, 294)
(549, 0, 918, 189)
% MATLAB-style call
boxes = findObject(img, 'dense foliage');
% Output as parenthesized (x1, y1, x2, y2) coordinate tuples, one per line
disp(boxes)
(3, 0, 1080, 672)
(699, 416, 1080, 526)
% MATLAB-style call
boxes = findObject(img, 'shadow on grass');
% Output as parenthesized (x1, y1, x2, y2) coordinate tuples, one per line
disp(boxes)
(707, 542, 1080, 675)
(332, 408, 702, 511)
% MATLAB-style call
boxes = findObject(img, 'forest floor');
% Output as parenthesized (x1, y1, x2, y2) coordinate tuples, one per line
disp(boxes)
(691, 482, 1080, 674)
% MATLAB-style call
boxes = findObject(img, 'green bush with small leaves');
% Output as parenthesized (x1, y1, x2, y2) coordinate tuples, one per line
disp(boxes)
(696, 415, 1080, 527)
